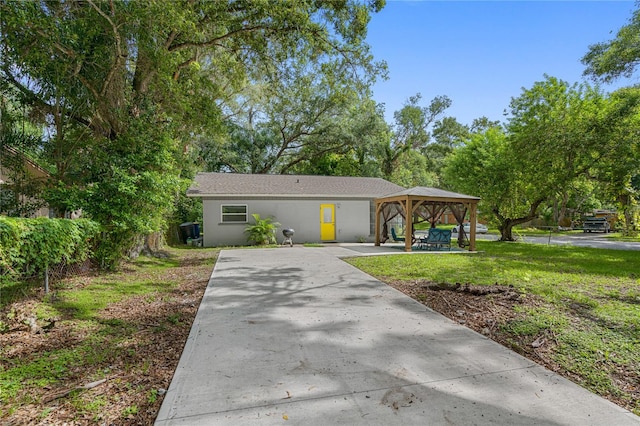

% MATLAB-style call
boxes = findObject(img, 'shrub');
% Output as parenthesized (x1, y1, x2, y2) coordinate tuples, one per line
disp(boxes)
(0, 217, 100, 279)
(244, 214, 280, 245)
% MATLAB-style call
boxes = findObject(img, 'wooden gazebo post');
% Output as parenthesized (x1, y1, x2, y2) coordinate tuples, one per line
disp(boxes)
(375, 202, 382, 246)
(404, 195, 412, 252)
(469, 202, 477, 252)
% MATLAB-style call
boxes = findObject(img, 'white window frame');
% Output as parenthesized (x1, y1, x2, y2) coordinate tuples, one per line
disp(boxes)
(221, 204, 248, 223)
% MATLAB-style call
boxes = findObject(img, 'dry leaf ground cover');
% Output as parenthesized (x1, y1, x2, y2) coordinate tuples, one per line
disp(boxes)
(0, 247, 218, 425)
(347, 241, 640, 416)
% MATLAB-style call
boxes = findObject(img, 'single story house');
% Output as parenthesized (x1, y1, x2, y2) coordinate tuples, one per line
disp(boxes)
(187, 172, 404, 247)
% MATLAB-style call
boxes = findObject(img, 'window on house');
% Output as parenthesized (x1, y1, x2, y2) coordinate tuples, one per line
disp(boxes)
(221, 204, 248, 223)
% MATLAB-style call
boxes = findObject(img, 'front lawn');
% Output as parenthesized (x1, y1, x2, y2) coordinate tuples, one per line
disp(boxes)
(0, 247, 218, 424)
(347, 241, 640, 416)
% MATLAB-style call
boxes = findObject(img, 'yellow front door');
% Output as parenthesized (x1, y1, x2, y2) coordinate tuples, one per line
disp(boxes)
(320, 204, 336, 241)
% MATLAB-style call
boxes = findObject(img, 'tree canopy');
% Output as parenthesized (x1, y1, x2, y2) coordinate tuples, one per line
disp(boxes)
(1, 0, 386, 266)
(444, 76, 625, 240)
(196, 56, 386, 175)
(582, 5, 640, 83)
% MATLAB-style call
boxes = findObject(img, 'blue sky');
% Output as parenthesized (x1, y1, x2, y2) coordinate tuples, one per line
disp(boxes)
(366, 1, 637, 126)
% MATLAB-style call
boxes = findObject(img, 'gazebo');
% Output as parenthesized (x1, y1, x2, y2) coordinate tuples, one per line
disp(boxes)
(375, 187, 481, 252)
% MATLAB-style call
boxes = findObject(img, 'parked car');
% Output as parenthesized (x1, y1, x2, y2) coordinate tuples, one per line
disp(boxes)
(582, 217, 611, 233)
(452, 223, 488, 234)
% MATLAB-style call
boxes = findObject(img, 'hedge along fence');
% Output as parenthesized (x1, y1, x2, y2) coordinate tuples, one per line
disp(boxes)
(0, 217, 100, 293)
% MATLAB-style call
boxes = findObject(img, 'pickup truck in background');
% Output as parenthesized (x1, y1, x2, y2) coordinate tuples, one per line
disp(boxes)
(582, 217, 611, 233)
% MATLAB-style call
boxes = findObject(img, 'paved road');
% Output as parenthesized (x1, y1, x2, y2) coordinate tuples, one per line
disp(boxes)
(476, 232, 640, 251)
(155, 246, 639, 425)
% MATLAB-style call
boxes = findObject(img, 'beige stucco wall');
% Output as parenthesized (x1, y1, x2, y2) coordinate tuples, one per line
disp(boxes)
(200, 197, 374, 247)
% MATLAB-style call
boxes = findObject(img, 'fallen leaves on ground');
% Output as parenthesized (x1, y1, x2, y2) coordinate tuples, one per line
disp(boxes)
(0, 249, 215, 425)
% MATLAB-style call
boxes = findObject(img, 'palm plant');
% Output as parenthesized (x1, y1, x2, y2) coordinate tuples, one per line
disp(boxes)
(244, 214, 280, 245)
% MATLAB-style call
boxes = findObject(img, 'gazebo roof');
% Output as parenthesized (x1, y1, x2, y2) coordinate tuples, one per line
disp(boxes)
(377, 186, 480, 203)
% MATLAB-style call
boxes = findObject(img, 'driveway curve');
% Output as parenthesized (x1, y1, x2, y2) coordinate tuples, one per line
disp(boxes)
(156, 246, 638, 425)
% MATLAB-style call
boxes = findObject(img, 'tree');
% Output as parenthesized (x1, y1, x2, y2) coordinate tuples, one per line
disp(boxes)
(445, 76, 611, 241)
(197, 62, 387, 175)
(1, 0, 385, 266)
(288, 100, 390, 177)
(469, 117, 502, 133)
(0, 129, 48, 217)
(545, 177, 601, 227)
(423, 116, 502, 188)
(380, 93, 451, 181)
(0, 92, 49, 217)
(393, 93, 451, 152)
(424, 116, 471, 184)
(506, 76, 610, 229)
(444, 127, 538, 241)
(293, 100, 391, 177)
(389, 150, 437, 188)
(588, 86, 640, 234)
(582, 5, 640, 82)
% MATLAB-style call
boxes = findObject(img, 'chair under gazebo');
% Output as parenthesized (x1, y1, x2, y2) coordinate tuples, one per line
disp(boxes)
(375, 187, 481, 252)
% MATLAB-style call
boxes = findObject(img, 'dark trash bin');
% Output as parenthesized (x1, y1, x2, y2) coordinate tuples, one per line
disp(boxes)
(179, 222, 200, 244)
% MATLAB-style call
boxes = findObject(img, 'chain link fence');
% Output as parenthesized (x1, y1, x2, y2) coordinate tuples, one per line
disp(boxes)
(1, 257, 97, 305)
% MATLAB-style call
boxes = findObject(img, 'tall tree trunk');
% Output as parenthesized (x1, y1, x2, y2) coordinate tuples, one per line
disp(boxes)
(494, 197, 546, 241)
(498, 220, 517, 241)
(618, 192, 637, 236)
(557, 191, 570, 227)
(129, 232, 166, 258)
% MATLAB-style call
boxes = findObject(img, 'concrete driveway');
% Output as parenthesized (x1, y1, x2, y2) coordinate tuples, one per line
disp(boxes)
(155, 246, 639, 425)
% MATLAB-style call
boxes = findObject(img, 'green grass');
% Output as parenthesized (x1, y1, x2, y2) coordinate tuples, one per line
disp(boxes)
(0, 325, 133, 410)
(511, 227, 564, 236)
(347, 240, 640, 415)
(0, 251, 182, 309)
(1, 276, 43, 307)
(51, 278, 175, 320)
(605, 232, 640, 242)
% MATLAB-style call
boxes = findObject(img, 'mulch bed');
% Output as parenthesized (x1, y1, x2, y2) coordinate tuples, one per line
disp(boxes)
(0, 251, 213, 425)
(386, 280, 560, 364)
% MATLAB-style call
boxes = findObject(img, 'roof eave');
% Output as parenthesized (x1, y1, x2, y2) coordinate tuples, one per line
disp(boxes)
(186, 193, 382, 199)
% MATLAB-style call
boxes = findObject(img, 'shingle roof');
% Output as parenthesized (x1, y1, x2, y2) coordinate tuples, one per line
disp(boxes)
(381, 186, 480, 201)
(187, 172, 404, 198)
